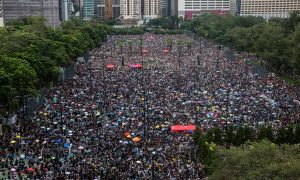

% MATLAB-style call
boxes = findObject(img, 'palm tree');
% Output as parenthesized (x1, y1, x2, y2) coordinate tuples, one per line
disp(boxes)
(127, 40, 133, 56)
(117, 40, 125, 54)
(176, 39, 183, 68)
(186, 40, 194, 52)
(165, 37, 173, 50)
(138, 38, 143, 56)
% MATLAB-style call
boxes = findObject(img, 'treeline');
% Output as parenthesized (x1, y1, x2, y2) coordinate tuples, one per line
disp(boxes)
(193, 124, 300, 175)
(150, 28, 184, 35)
(184, 12, 300, 75)
(0, 17, 112, 112)
(147, 16, 183, 29)
(206, 140, 300, 179)
(114, 27, 145, 35)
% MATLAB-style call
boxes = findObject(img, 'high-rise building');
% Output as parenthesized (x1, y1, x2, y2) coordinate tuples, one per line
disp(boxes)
(240, 0, 300, 20)
(83, 0, 95, 20)
(230, 0, 238, 15)
(105, 0, 113, 19)
(95, 0, 120, 19)
(0, 0, 3, 27)
(120, 0, 142, 19)
(161, 0, 178, 17)
(59, 0, 74, 21)
(178, 0, 230, 19)
(144, 0, 161, 19)
(1, 0, 60, 28)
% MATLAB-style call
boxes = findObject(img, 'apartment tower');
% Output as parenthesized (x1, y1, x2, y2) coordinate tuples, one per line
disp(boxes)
(1, 0, 60, 27)
(178, 0, 230, 19)
(240, 0, 300, 20)
(120, 0, 142, 19)
(144, 0, 161, 19)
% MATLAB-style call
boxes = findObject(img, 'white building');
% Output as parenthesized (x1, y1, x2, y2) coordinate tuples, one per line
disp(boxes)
(144, 0, 161, 19)
(60, 0, 74, 21)
(178, 0, 230, 19)
(240, 0, 300, 20)
(120, 0, 142, 19)
(0, 0, 3, 27)
(229, 0, 237, 15)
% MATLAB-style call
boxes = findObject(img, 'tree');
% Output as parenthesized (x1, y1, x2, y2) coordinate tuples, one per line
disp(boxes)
(0, 17, 111, 114)
(127, 40, 133, 56)
(165, 37, 173, 50)
(212, 127, 223, 145)
(244, 126, 255, 142)
(225, 125, 235, 145)
(234, 126, 245, 146)
(0, 56, 38, 97)
(295, 124, 300, 144)
(209, 140, 300, 179)
(276, 127, 286, 144)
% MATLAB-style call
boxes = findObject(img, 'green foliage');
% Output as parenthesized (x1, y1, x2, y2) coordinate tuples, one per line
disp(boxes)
(147, 16, 183, 29)
(257, 125, 274, 142)
(186, 12, 300, 75)
(0, 16, 110, 113)
(114, 27, 145, 35)
(151, 28, 184, 35)
(209, 140, 300, 179)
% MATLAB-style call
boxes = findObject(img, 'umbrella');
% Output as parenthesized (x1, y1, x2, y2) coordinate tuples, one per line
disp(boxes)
(64, 143, 70, 148)
(135, 64, 142, 69)
(27, 168, 35, 173)
(126, 134, 131, 139)
(124, 132, 130, 137)
(163, 49, 169, 53)
(16, 135, 21, 139)
(132, 137, 141, 142)
(10, 168, 16, 172)
(142, 49, 148, 54)
(78, 146, 84, 150)
(106, 64, 114, 70)
(130, 64, 136, 68)
(10, 140, 16, 144)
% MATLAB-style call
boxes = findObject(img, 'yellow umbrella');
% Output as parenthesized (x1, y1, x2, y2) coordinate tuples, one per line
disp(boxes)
(155, 125, 160, 129)
(16, 135, 21, 139)
(10, 140, 16, 144)
(132, 137, 141, 142)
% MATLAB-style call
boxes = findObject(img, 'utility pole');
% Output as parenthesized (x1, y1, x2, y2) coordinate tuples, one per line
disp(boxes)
(226, 88, 229, 149)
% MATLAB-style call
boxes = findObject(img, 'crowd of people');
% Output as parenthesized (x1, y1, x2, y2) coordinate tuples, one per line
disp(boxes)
(0, 33, 299, 179)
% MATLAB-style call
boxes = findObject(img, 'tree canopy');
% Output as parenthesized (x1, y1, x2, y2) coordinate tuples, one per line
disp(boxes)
(0, 16, 111, 113)
(210, 140, 300, 179)
(186, 12, 300, 75)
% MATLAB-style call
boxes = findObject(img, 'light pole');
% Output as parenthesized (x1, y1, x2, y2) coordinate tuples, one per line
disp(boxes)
(226, 88, 230, 149)
(151, 150, 156, 180)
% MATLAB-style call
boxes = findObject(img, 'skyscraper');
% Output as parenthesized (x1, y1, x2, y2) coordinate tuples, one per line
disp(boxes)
(59, 0, 74, 21)
(178, 0, 230, 19)
(1, 0, 60, 28)
(120, 0, 142, 19)
(0, 0, 3, 27)
(82, 0, 95, 20)
(161, 0, 178, 17)
(144, 0, 161, 19)
(95, 0, 120, 19)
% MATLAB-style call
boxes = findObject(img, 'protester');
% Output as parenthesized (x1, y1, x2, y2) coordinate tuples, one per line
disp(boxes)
(0, 33, 299, 179)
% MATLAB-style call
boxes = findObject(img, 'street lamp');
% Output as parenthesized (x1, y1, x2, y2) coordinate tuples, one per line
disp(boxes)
(16, 95, 29, 132)
(225, 87, 230, 149)
(151, 150, 156, 180)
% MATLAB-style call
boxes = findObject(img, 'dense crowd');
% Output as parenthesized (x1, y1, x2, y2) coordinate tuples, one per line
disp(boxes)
(0, 33, 299, 179)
